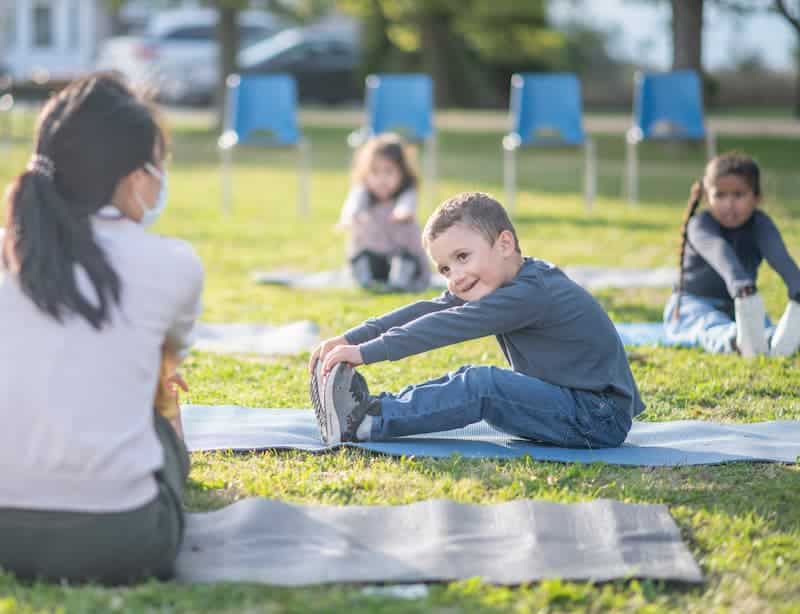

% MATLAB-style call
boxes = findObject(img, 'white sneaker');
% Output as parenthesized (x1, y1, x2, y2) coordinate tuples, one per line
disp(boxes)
(770, 300, 800, 357)
(735, 293, 768, 358)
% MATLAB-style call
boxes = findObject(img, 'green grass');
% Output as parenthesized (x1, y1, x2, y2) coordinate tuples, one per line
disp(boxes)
(1, 109, 800, 613)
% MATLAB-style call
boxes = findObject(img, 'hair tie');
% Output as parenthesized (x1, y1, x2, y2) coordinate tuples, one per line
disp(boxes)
(26, 154, 55, 179)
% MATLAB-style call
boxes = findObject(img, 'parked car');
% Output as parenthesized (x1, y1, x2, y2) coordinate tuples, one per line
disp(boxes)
(163, 25, 361, 106)
(239, 26, 361, 105)
(96, 8, 284, 103)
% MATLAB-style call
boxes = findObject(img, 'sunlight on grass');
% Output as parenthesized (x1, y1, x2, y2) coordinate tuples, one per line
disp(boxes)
(1, 109, 799, 613)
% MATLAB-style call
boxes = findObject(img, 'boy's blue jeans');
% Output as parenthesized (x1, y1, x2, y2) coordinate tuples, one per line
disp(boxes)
(371, 365, 632, 448)
(663, 292, 774, 354)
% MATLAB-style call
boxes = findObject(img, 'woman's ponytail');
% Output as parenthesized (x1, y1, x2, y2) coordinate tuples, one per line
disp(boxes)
(6, 166, 120, 329)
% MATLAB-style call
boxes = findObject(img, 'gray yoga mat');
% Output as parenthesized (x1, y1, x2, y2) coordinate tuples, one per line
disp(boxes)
(181, 406, 800, 466)
(252, 266, 677, 291)
(194, 321, 319, 355)
(177, 497, 703, 585)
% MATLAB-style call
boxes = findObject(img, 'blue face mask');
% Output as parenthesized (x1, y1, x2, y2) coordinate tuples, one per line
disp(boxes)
(135, 163, 168, 228)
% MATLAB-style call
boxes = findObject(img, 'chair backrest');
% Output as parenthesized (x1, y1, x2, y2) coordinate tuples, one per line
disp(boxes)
(364, 73, 434, 141)
(226, 74, 300, 146)
(633, 70, 706, 140)
(507, 73, 585, 147)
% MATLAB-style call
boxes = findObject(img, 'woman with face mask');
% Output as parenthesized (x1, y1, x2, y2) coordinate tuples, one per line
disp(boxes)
(0, 73, 203, 584)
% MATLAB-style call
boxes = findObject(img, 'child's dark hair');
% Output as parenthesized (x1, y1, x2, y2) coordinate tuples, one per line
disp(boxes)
(674, 151, 761, 319)
(423, 192, 521, 254)
(351, 133, 418, 204)
(2, 72, 167, 329)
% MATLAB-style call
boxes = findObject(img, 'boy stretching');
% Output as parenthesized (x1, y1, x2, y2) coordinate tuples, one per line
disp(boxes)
(309, 192, 645, 447)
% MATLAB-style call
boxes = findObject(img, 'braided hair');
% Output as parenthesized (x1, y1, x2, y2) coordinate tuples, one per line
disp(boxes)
(674, 180, 704, 320)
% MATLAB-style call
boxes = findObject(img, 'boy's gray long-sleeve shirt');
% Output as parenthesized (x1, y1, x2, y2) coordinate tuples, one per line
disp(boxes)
(682, 210, 800, 306)
(345, 258, 645, 418)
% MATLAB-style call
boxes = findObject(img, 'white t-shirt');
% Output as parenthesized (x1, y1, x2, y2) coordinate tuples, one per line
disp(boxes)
(0, 217, 203, 512)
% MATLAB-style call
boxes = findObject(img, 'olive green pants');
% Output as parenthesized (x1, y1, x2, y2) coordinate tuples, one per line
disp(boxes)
(0, 414, 190, 585)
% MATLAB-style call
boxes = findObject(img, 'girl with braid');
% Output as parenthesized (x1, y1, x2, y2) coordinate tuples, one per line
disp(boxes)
(0, 73, 203, 584)
(663, 152, 800, 357)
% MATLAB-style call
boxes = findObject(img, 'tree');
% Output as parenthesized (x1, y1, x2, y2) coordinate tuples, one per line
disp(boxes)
(206, 1, 245, 129)
(623, 0, 706, 73)
(670, 0, 704, 72)
(773, 0, 800, 116)
(208, 0, 334, 127)
(340, 0, 558, 107)
(714, 1, 800, 116)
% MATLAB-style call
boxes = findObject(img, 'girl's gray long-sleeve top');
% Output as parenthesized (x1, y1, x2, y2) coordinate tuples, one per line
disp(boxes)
(345, 257, 645, 418)
(681, 210, 800, 308)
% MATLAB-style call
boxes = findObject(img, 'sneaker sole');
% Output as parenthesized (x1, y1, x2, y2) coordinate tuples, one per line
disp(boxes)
(309, 359, 328, 443)
(322, 362, 349, 445)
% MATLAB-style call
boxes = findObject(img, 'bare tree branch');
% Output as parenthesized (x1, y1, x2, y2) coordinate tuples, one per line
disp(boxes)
(774, 0, 800, 33)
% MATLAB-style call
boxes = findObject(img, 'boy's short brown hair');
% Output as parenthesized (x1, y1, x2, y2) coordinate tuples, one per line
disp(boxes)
(423, 192, 521, 253)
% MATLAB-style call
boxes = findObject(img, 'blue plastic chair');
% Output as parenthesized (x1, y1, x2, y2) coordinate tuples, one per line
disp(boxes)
(218, 74, 310, 214)
(502, 73, 596, 212)
(348, 73, 436, 205)
(625, 70, 716, 203)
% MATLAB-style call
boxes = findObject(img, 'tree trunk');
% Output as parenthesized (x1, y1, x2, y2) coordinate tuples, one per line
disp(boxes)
(216, 6, 240, 131)
(419, 12, 452, 107)
(670, 0, 703, 73)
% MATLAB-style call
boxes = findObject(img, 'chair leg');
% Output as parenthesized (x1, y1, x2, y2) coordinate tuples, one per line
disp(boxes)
(298, 137, 311, 216)
(625, 136, 639, 206)
(583, 138, 596, 213)
(221, 146, 234, 215)
(504, 145, 517, 213)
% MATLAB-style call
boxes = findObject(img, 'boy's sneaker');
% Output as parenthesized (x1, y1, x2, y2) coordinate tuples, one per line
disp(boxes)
(320, 363, 380, 444)
(309, 358, 326, 442)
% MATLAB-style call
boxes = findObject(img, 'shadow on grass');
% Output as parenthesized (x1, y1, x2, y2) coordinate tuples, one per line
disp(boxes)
(593, 288, 670, 322)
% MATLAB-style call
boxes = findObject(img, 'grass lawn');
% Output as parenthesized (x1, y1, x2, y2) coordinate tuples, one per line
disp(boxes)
(0, 108, 799, 613)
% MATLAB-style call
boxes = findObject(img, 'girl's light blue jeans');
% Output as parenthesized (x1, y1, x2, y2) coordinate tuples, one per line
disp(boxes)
(663, 292, 774, 354)
(371, 365, 632, 448)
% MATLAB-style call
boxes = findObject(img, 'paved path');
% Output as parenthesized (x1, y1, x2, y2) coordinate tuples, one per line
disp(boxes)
(11, 102, 800, 137)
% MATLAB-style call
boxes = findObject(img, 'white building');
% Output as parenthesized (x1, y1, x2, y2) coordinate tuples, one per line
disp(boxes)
(1, 0, 113, 81)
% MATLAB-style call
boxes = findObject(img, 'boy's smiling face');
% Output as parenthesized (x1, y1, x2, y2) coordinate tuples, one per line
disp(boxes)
(428, 222, 521, 302)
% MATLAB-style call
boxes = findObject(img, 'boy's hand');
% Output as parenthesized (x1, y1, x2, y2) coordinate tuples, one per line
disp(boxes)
(322, 345, 364, 376)
(309, 335, 348, 372)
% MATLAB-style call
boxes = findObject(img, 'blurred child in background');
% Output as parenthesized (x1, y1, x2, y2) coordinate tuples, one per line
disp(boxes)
(338, 133, 430, 292)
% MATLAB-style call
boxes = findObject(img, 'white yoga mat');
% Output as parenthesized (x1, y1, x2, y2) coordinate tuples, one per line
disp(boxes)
(194, 321, 319, 355)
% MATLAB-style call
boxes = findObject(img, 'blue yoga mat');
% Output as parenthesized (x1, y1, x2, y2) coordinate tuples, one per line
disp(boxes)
(182, 406, 800, 466)
(614, 322, 675, 346)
